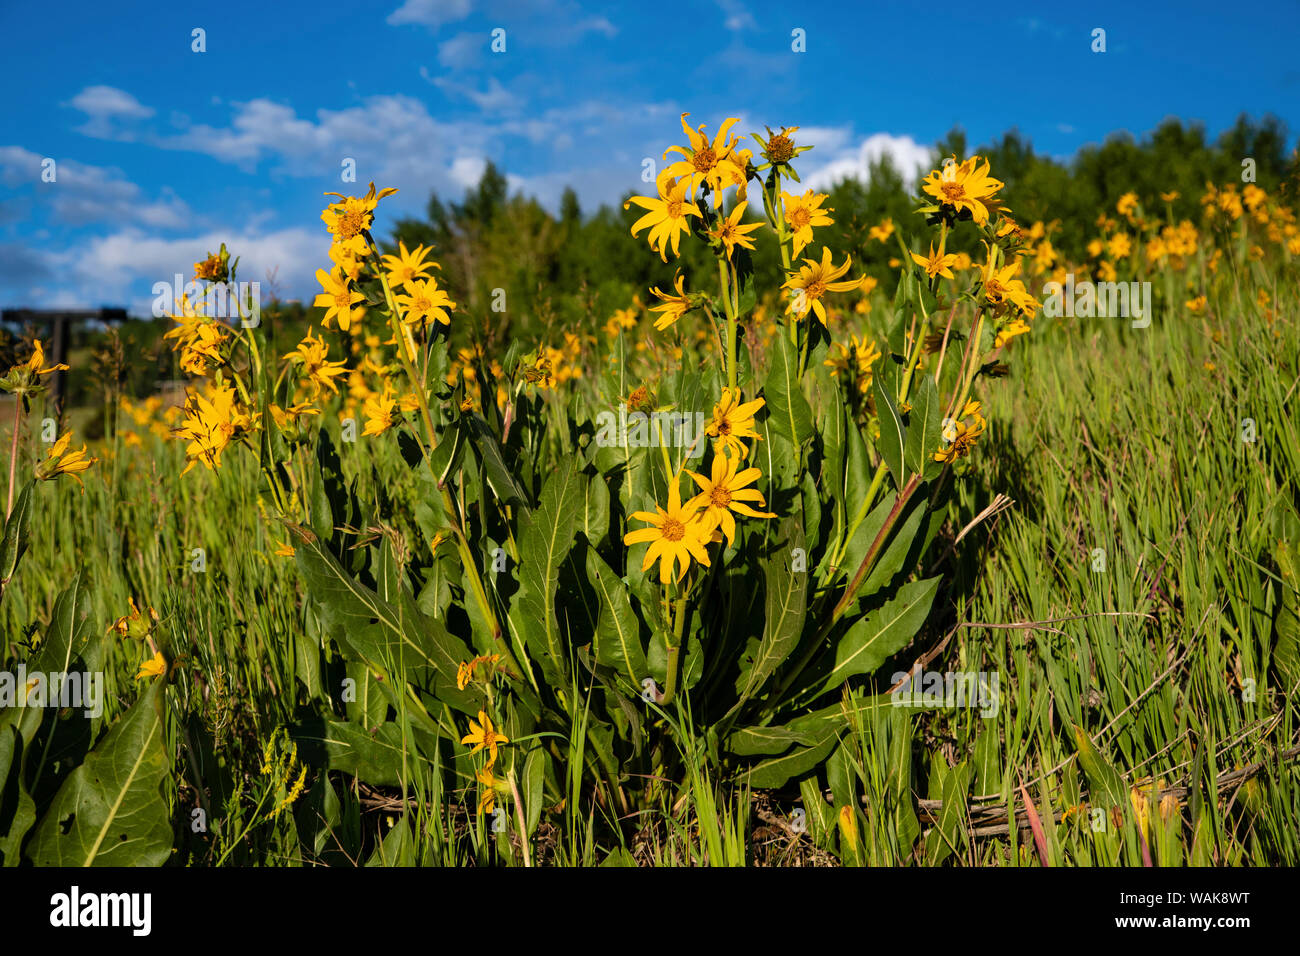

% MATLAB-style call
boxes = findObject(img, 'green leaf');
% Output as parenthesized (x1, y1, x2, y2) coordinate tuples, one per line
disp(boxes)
(1074, 726, 1129, 809)
(731, 516, 807, 710)
(903, 375, 943, 480)
(509, 463, 584, 685)
(28, 680, 171, 866)
(873, 378, 905, 488)
(464, 414, 530, 512)
(817, 576, 940, 695)
(763, 332, 813, 447)
(586, 548, 648, 690)
(0, 481, 33, 594)
(294, 719, 421, 788)
(743, 734, 837, 789)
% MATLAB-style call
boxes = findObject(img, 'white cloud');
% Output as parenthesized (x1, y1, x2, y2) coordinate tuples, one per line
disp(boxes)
(0, 146, 191, 229)
(715, 0, 756, 31)
(387, 0, 474, 28)
(432, 75, 521, 112)
(67, 85, 156, 138)
(802, 132, 934, 191)
(437, 30, 485, 68)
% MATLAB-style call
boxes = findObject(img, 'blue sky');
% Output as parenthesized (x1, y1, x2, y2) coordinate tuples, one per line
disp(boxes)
(3, 0, 1297, 314)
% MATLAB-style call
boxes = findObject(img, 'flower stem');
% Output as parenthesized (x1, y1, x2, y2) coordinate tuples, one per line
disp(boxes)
(5, 398, 21, 520)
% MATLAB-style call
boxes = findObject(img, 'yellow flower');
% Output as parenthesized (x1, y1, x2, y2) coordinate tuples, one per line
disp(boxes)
(320, 181, 397, 245)
(1160, 190, 1180, 202)
(709, 200, 764, 259)
(934, 400, 986, 464)
(782, 247, 859, 326)
(980, 248, 1039, 318)
(782, 189, 834, 258)
(1185, 295, 1207, 313)
(135, 650, 167, 681)
(313, 268, 366, 332)
(623, 478, 714, 585)
(381, 240, 438, 290)
(648, 272, 692, 331)
(476, 767, 498, 816)
(663, 113, 742, 207)
(362, 385, 398, 436)
(1116, 192, 1139, 217)
(706, 388, 764, 459)
(110, 597, 158, 640)
(24, 339, 71, 377)
(395, 277, 455, 328)
(911, 243, 959, 280)
(461, 710, 509, 767)
(1107, 232, 1132, 260)
(994, 319, 1031, 349)
(175, 384, 252, 475)
(868, 218, 894, 243)
(686, 453, 775, 547)
(35, 431, 97, 487)
(625, 171, 702, 262)
(824, 335, 881, 394)
(921, 156, 1004, 225)
(283, 328, 348, 397)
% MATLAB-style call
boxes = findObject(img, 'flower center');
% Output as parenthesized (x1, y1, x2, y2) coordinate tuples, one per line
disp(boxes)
(662, 518, 685, 542)
(940, 182, 966, 203)
(717, 419, 732, 436)
(806, 279, 826, 300)
(333, 291, 351, 310)
(693, 148, 716, 171)
(790, 208, 811, 230)
(337, 207, 367, 238)
(768, 134, 794, 163)
(709, 487, 731, 508)
(414, 297, 432, 313)
(667, 199, 684, 219)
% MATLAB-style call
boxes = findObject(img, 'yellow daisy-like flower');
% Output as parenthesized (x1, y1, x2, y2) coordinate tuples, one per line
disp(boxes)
(934, 400, 986, 464)
(868, 218, 894, 243)
(34, 431, 97, 487)
(648, 272, 692, 331)
(283, 328, 348, 397)
(174, 384, 253, 475)
(782, 247, 860, 326)
(1116, 192, 1139, 217)
(622, 479, 714, 585)
(381, 240, 439, 290)
(686, 453, 775, 547)
(993, 319, 1031, 349)
(625, 172, 702, 262)
(395, 277, 455, 328)
(823, 334, 881, 395)
(314, 268, 366, 332)
(134, 650, 167, 681)
(320, 182, 397, 245)
(662, 113, 742, 207)
(708, 200, 763, 259)
(362, 385, 398, 437)
(24, 339, 71, 377)
(461, 710, 509, 767)
(980, 249, 1039, 318)
(782, 189, 834, 259)
(921, 156, 1004, 225)
(476, 767, 498, 816)
(911, 243, 959, 280)
(706, 388, 764, 459)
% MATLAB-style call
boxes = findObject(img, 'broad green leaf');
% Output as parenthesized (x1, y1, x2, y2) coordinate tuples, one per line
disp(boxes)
(0, 481, 33, 594)
(509, 463, 583, 685)
(873, 378, 905, 489)
(28, 680, 171, 866)
(817, 576, 940, 695)
(731, 516, 807, 710)
(763, 332, 813, 448)
(463, 414, 530, 512)
(586, 548, 647, 689)
(904, 375, 943, 480)
(1074, 726, 1128, 809)
(743, 734, 837, 789)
